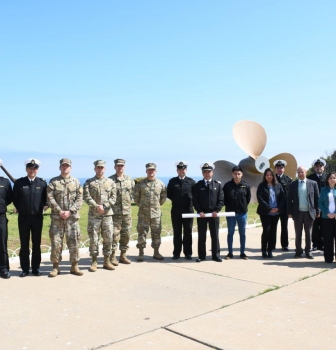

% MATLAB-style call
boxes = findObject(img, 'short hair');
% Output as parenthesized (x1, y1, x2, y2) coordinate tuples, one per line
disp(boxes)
(232, 166, 243, 173)
(262, 167, 278, 186)
(326, 172, 336, 186)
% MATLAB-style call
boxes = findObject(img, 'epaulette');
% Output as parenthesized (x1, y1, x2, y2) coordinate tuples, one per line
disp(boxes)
(215, 180, 221, 184)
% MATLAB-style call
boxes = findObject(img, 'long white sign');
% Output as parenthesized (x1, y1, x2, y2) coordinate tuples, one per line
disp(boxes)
(182, 212, 235, 218)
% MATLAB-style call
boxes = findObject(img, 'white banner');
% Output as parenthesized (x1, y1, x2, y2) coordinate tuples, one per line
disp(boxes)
(182, 212, 235, 218)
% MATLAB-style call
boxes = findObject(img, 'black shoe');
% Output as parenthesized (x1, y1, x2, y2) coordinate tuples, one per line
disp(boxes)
(294, 253, 302, 258)
(0, 271, 10, 279)
(19, 270, 29, 278)
(212, 257, 222, 262)
(240, 253, 248, 260)
(32, 269, 42, 276)
(196, 258, 205, 263)
(268, 251, 273, 258)
(312, 247, 318, 251)
(225, 253, 233, 260)
(306, 253, 314, 259)
(185, 255, 192, 260)
(172, 255, 180, 260)
(262, 251, 268, 258)
(282, 247, 289, 251)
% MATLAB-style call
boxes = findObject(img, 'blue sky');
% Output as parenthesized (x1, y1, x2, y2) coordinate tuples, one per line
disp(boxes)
(1, 1, 335, 180)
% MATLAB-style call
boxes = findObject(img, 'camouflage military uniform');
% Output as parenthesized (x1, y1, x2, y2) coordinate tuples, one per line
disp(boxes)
(109, 174, 134, 251)
(133, 178, 167, 248)
(83, 177, 116, 258)
(47, 176, 83, 263)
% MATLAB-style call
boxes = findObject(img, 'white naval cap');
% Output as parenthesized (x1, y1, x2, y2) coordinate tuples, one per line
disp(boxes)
(312, 158, 326, 167)
(25, 158, 41, 168)
(175, 161, 188, 169)
(200, 162, 215, 171)
(273, 159, 287, 167)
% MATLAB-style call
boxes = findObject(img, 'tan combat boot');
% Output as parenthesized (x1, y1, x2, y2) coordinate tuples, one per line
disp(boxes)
(89, 256, 98, 272)
(137, 247, 144, 262)
(110, 250, 119, 266)
(48, 263, 60, 277)
(153, 247, 164, 260)
(119, 250, 131, 264)
(103, 256, 115, 270)
(70, 262, 83, 276)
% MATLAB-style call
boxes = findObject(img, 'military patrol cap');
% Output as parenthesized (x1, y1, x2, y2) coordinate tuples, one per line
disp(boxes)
(312, 158, 326, 167)
(200, 162, 215, 171)
(60, 158, 72, 166)
(273, 160, 287, 168)
(146, 163, 157, 170)
(94, 160, 106, 167)
(114, 159, 126, 166)
(175, 161, 188, 169)
(25, 158, 41, 168)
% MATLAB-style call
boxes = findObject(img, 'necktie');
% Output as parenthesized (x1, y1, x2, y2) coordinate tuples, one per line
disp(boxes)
(207, 180, 210, 187)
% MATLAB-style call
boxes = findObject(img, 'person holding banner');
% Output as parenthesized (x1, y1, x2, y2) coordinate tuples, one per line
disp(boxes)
(192, 162, 224, 262)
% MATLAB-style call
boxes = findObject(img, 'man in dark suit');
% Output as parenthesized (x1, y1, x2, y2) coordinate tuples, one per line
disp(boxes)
(307, 158, 327, 251)
(13, 159, 48, 277)
(287, 166, 319, 259)
(274, 160, 292, 251)
(193, 162, 224, 262)
(167, 161, 196, 260)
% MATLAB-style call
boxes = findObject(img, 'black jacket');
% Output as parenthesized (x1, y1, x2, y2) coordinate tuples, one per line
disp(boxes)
(223, 179, 251, 213)
(167, 176, 196, 213)
(13, 176, 47, 215)
(256, 182, 285, 216)
(307, 172, 327, 192)
(193, 179, 224, 213)
(0, 177, 12, 214)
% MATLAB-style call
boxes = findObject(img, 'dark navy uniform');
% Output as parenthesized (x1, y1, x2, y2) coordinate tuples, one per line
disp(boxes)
(307, 172, 327, 250)
(167, 176, 196, 258)
(13, 176, 47, 272)
(193, 179, 224, 260)
(0, 177, 12, 277)
(275, 174, 292, 249)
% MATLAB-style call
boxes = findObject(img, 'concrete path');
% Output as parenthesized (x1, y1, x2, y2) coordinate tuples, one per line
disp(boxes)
(2, 221, 335, 350)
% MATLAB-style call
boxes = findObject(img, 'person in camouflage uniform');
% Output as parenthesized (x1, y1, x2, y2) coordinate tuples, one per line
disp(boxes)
(84, 160, 116, 272)
(109, 159, 135, 265)
(133, 163, 167, 261)
(47, 158, 84, 277)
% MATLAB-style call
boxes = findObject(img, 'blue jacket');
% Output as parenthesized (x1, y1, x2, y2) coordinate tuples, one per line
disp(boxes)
(318, 186, 336, 219)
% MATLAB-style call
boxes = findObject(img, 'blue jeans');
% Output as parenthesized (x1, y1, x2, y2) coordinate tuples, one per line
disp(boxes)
(226, 213, 247, 254)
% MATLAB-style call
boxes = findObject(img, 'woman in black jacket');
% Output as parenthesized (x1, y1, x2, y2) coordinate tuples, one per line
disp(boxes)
(257, 168, 285, 258)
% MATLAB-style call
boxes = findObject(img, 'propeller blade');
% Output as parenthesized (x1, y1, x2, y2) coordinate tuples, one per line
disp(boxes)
(269, 153, 298, 179)
(233, 120, 267, 159)
(213, 160, 237, 185)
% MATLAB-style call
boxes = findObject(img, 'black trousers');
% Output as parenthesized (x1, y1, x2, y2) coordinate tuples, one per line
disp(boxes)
(18, 214, 43, 271)
(197, 217, 220, 259)
(260, 215, 280, 252)
(274, 212, 289, 249)
(0, 214, 9, 272)
(312, 216, 324, 249)
(171, 209, 193, 257)
(322, 218, 336, 263)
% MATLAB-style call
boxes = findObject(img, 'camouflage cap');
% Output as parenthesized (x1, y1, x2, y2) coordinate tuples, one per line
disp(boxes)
(114, 159, 126, 166)
(25, 158, 41, 168)
(94, 160, 106, 167)
(60, 158, 72, 166)
(146, 163, 157, 170)
(175, 161, 188, 169)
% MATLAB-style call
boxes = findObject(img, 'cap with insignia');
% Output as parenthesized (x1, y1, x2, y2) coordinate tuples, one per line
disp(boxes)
(273, 160, 287, 167)
(114, 159, 126, 166)
(200, 162, 215, 171)
(25, 158, 41, 168)
(60, 158, 72, 166)
(175, 161, 188, 169)
(312, 158, 326, 167)
(146, 163, 157, 170)
(94, 160, 106, 167)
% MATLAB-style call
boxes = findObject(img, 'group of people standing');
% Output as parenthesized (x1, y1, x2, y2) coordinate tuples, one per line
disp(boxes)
(0, 156, 335, 280)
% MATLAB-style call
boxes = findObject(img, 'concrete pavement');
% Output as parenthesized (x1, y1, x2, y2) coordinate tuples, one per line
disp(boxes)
(1, 220, 335, 350)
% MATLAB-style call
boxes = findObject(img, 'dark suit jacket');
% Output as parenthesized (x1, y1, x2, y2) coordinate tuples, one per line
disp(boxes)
(193, 179, 224, 214)
(287, 179, 319, 220)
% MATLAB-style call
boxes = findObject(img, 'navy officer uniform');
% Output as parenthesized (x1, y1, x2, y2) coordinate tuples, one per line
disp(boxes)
(167, 161, 196, 260)
(0, 159, 13, 279)
(13, 159, 48, 277)
(193, 162, 224, 262)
